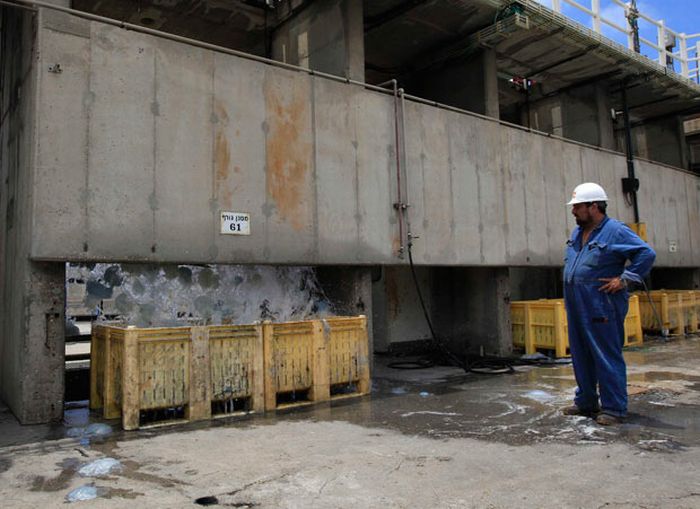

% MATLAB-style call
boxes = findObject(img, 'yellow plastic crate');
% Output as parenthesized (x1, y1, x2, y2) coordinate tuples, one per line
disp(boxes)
(91, 324, 264, 430)
(263, 316, 370, 410)
(208, 324, 265, 416)
(511, 295, 643, 357)
(634, 290, 697, 334)
(325, 316, 371, 398)
(91, 316, 370, 429)
(511, 299, 569, 358)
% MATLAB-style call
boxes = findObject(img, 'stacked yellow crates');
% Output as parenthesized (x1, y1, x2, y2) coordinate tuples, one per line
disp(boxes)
(91, 316, 370, 430)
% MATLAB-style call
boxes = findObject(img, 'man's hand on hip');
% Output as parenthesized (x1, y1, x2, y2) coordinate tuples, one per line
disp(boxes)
(598, 277, 626, 293)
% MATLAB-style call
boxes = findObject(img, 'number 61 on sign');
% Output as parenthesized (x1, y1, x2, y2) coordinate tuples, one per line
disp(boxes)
(220, 212, 251, 235)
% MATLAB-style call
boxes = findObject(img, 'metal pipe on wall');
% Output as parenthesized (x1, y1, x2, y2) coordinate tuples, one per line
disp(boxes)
(379, 79, 406, 258)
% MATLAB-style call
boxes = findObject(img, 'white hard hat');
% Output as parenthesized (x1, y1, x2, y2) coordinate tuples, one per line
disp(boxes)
(567, 182, 608, 205)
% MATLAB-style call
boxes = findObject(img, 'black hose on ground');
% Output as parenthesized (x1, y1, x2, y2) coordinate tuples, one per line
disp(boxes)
(399, 240, 551, 375)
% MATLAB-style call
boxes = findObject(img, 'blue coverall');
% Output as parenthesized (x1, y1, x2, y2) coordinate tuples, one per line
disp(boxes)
(563, 217, 656, 417)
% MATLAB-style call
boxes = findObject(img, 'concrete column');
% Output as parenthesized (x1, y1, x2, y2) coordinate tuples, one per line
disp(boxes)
(483, 49, 500, 119)
(371, 266, 433, 353)
(374, 266, 512, 358)
(527, 83, 614, 149)
(341, 0, 364, 82)
(639, 116, 687, 169)
(595, 83, 615, 150)
(271, 0, 364, 81)
(433, 267, 512, 358)
(409, 49, 500, 118)
(1, 5, 66, 424)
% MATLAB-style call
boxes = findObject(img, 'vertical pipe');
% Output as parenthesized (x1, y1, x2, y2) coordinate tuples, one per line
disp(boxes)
(399, 89, 412, 243)
(621, 84, 640, 223)
(392, 80, 405, 257)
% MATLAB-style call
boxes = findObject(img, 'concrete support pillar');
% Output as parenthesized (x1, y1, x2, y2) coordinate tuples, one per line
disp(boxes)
(432, 267, 512, 358)
(409, 49, 500, 118)
(271, 0, 364, 81)
(595, 83, 615, 150)
(1, 5, 66, 424)
(22, 263, 66, 423)
(483, 49, 500, 119)
(638, 116, 687, 169)
(371, 266, 432, 353)
(374, 266, 512, 357)
(527, 83, 614, 149)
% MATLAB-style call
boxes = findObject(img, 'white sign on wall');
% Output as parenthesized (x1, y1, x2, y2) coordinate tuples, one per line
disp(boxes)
(220, 212, 251, 235)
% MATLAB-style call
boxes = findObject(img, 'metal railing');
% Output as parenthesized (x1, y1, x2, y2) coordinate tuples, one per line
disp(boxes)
(547, 0, 700, 82)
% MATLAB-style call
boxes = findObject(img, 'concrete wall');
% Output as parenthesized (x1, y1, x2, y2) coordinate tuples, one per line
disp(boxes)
(1, 8, 65, 423)
(26, 14, 700, 270)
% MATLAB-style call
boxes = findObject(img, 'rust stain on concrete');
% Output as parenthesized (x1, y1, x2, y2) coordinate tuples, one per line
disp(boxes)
(214, 101, 233, 208)
(264, 76, 312, 231)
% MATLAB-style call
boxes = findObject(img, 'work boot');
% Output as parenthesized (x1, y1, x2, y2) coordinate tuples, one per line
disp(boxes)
(561, 405, 599, 418)
(595, 413, 622, 426)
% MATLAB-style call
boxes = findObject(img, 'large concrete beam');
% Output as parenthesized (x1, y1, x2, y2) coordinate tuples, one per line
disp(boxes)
(24, 15, 700, 269)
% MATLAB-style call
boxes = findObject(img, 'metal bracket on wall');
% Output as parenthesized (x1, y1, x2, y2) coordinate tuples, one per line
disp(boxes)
(48, 63, 62, 73)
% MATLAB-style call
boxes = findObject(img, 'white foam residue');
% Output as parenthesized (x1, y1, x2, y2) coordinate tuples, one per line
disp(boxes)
(400, 411, 461, 418)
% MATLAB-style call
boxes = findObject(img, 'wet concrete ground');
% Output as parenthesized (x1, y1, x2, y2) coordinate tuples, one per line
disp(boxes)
(1, 335, 700, 507)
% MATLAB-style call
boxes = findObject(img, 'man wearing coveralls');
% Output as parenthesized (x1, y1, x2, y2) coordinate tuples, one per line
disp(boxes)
(563, 183, 656, 425)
